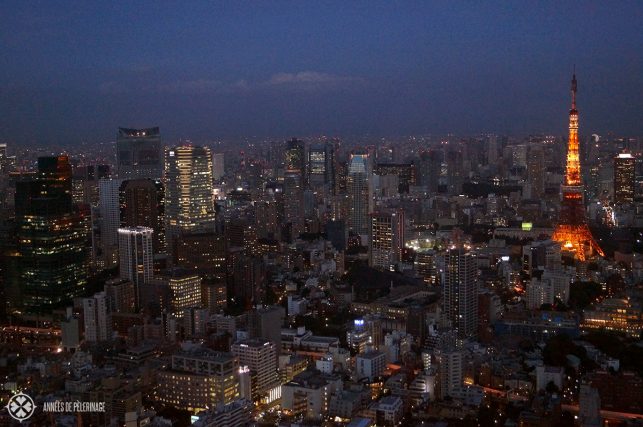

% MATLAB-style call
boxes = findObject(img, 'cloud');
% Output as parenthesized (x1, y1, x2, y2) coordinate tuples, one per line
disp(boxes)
(266, 71, 363, 88)
(159, 79, 222, 94)
(97, 71, 364, 96)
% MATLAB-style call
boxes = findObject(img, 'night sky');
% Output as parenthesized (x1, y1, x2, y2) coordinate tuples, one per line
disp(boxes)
(1, 1, 642, 145)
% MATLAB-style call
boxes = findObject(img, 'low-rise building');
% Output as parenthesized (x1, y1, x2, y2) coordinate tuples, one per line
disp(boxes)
(281, 369, 342, 419)
(356, 351, 386, 381)
(193, 399, 253, 427)
(157, 347, 239, 412)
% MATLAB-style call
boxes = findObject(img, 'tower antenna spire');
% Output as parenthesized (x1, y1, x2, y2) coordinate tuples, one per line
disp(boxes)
(571, 67, 577, 110)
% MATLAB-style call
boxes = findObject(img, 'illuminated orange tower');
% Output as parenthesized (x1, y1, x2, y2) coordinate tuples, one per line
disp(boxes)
(551, 73, 604, 260)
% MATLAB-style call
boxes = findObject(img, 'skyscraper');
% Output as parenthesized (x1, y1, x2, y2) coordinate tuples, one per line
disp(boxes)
(0, 143, 7, 173)
(445, 149, 463, 195)
(369, 209, 405, 270)
(15, 156, 89, 312)
(307, 139, 337, 191)
(71, 164, 110, 206)
(247, 305, 285, 353)
(527, 144, 545, 199)
(118, 226, 154, 308)
(307, 143, 327, 188)
(83, 291, 112, 342)
(415, 150, 442, 193)
(164, 145, 216, 238)
(98, 178, 124, 268)
(212, 152, 225, 180)
(415, 250, 438, 285)
(374, 163, 415, 194)
(442, 248, 478, 340)
(551, 74, 604, 261)
(120, 179, 165, 254)
(486, 134, 499, 166)
(116, 127, 163, 180)
(614, 152, 635, 204)
(347, 152, 372, 235)
(149, 268, 202, 318)
(283, 138, 305, 237)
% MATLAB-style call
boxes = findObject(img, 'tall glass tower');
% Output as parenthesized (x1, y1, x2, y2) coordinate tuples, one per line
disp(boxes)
(116, 127, 163, 180)
(442, 248, 478, 340)
(283, 138, 305, 236)
(347, 152, 372, 235)
(164, 145, 216, 238)
(16, 156, 89, 312)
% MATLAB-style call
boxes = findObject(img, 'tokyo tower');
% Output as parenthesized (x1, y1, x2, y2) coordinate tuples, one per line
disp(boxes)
(551, 73, 604, 261)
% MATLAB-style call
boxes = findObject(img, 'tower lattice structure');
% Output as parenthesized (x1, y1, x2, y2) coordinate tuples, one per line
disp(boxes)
(551, 73, 604, 261)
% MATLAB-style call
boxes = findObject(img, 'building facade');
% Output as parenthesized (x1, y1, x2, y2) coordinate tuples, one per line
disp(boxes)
(116, 127, 163, 180)
(369, 209, 405, 270)
(442, 249, 478, 340)
(15, 156, 89, 312)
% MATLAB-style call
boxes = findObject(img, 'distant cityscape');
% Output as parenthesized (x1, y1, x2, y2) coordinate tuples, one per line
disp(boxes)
(0, 74, 641, 427)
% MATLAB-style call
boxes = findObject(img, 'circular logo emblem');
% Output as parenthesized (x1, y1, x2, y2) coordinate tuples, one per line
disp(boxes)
(6, 393, 36, 422)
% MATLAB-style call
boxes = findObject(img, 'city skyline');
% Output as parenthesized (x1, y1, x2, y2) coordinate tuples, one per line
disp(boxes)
(1, 2, 642, 145)
(0, 4, 641, 426)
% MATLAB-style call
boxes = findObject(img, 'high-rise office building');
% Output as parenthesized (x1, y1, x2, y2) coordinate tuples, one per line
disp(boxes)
(232, 255, 266, 309)
(415, 150, 442, 193)
(99, 178, 124, 268)
(104, 278, 136, 313)
(369, 209, 405, 270)
(225, 217, 257, 250)
(442, 248, 478, 340)
(0, 143, 7, 173)
(283, 138, 305, 237)
(527, 144, 545, 199)
(486, 134, 499, 166)
(165, 145, 216, 239)
(173, 232, 226, 279)
(255, 197, 280, 240)
(149, 268, 202, 318)
(614, 152, 635, 204)
(374, 163, 415, 193)
(83, 291, 112, 342)
(307, 143, 327, 188)
(15, 156, 89, 312)
(415, 249, 438, 285)
(326, 139, 339, 193)
(120, 179, 165, 254)
(0, 144, 15, 223)
(307, 139, 337, 190)
(347, 152, 372, 235)
(231, 339, 280, 403)
(445, 149, 464, 195)
(118, 226, 153, 308)
(247, 305, 285, 352)
(212, 152, 225, 180)
(116, 127, 163, 180)
(72, 164, 110, 206)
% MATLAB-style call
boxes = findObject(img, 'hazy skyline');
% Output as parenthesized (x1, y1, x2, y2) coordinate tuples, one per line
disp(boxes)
(1, 1, 642, 145)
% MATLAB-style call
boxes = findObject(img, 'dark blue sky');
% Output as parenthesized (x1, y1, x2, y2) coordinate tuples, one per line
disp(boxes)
(1, 1, 642, 145)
